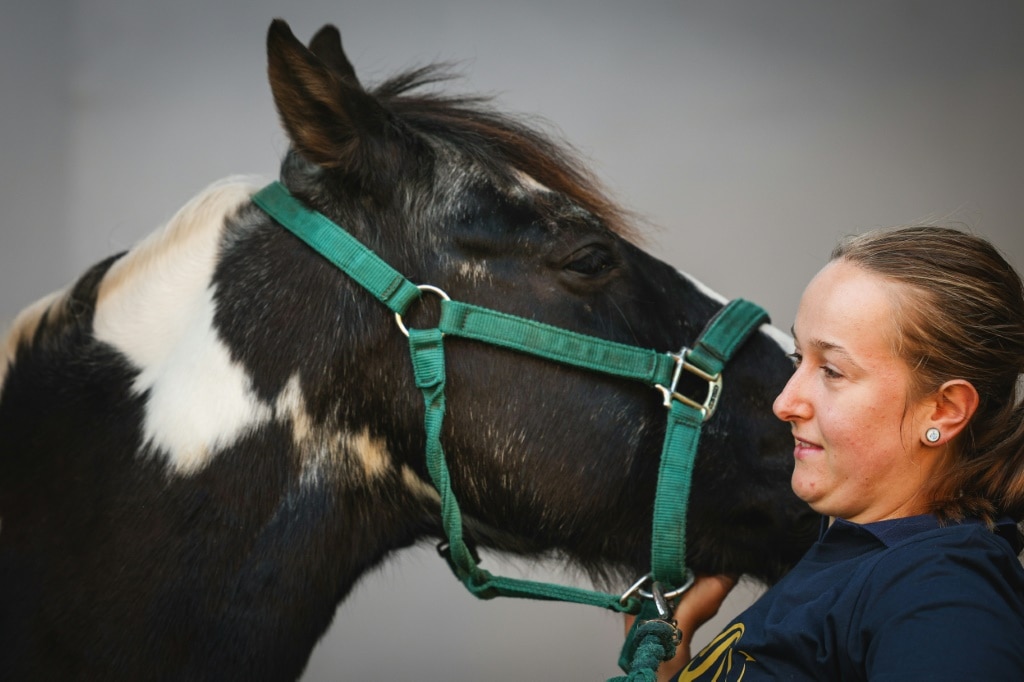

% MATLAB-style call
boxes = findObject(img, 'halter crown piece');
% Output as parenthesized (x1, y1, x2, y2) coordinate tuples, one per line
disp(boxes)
(252, 182, 769, 678)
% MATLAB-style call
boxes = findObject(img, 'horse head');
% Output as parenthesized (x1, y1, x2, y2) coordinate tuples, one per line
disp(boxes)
(255, 19, 815, 584)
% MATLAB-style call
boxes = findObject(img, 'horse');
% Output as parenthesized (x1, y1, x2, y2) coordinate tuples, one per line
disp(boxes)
(0, 19, 817, 681)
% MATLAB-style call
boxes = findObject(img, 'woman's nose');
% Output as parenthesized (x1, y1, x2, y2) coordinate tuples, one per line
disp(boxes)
(773, 370, 809, 422)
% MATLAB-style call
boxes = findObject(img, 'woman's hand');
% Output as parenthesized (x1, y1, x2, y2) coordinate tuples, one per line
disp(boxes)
(623, 574, 737, 682)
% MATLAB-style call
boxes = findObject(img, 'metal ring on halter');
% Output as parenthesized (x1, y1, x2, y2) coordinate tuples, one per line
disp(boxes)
(395, 284, 451, 337)
(619, 569, 696, 607)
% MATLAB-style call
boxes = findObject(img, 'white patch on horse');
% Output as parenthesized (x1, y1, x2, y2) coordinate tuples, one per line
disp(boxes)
(94, 178, 271, 475)
(274, 375, 393, 485)
(0, 288, 68, 389)
(345, 428, 392, 480)
(670, 268, 793, 352)
(457, 260, 491, 283)
(136, 285, 271, 474)
(675, 268, 729, 305)
(275, 375, 329, 487)
(275, 373, 314, 445)
(513, 169, 553, 195)
(401, 465, 441, 503)
(295, 428, 393, 486)
(760, 322, 795, 354)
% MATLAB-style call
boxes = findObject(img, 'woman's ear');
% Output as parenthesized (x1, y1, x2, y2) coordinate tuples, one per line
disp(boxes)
(920, 379, 979, 446)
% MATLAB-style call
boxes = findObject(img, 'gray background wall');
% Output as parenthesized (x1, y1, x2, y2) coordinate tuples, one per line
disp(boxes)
(2, 1, 1022, 680)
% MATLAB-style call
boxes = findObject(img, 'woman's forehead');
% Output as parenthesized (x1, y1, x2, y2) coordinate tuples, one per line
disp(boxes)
(795, 260, 902, 358)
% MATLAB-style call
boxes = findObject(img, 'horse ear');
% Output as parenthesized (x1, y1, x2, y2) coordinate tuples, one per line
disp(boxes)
(308, 24, 361, 88)
(266, 19, 390, 170)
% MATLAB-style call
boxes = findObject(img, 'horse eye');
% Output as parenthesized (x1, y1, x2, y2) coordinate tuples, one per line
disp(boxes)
(563, 244, 616, 276)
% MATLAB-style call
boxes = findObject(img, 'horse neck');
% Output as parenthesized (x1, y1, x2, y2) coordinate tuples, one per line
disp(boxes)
(0, 179, 440, 675)
(79, 174, 435, 543)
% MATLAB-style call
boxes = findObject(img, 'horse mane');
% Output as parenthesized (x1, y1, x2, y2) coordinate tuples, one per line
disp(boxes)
(368, 65, 639, 240)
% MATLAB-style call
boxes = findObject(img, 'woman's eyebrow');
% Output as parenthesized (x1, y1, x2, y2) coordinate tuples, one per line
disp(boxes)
(791, 328, 862, 368)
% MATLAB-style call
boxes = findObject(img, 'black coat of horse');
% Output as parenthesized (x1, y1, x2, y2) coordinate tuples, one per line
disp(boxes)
(0, 20, 817, 681)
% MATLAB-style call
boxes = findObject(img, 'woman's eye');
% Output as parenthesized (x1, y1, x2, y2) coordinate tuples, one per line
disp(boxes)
(564, 245, 615, 276)
(788, 352, 842, 380)
(822, 365, 843, 380)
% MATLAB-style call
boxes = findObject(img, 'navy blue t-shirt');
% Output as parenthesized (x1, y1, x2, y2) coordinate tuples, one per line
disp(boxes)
(670, 515, 1024, 681)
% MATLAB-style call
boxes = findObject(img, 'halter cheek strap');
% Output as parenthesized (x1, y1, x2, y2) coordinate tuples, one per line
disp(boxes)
(252, 181, 769, 675)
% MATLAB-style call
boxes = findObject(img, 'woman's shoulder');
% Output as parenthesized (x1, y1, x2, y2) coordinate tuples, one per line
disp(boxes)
(841, 517, 1024, 677)
(849, 516, 1024, 624)
(867, 516, 1021, 565)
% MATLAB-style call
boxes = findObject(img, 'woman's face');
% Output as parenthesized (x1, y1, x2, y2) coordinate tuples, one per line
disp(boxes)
(773, 259, 937, 523)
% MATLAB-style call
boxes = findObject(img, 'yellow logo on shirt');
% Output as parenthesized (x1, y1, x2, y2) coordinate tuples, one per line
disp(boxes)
(677, 623, 754, 681)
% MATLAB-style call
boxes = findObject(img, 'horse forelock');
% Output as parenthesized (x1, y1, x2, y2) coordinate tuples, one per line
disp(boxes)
(370, 68, 638, 242)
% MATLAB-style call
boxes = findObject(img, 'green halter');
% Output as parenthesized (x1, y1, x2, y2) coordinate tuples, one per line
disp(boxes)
(252, 181, 769, 676)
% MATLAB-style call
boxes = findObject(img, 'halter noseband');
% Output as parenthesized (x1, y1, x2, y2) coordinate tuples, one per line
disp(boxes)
(252, 181, 768, 668)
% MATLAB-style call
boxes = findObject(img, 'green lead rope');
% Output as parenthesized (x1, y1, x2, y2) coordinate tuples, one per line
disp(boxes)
(612, 618, 682, 681)
(251, 181, 769, 680)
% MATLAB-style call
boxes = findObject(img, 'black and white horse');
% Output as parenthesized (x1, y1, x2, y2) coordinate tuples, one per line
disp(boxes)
(0, 20, 815, 681)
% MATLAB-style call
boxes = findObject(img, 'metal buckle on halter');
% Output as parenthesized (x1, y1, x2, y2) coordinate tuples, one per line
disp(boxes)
(655, 348, 723, 422)
(619, 570, 696, 619)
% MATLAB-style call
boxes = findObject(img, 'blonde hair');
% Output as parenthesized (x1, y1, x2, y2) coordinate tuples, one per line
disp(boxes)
(831, 226, 1024, 523)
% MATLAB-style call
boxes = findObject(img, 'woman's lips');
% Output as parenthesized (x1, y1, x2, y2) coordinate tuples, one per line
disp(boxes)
(793, 437, 823, 460)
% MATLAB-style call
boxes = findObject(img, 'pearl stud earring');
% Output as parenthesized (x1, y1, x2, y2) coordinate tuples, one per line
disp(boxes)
(925, 427, 941, 443)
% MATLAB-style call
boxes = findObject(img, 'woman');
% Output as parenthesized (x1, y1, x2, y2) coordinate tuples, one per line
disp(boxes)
(659, 226, 1024, 680)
